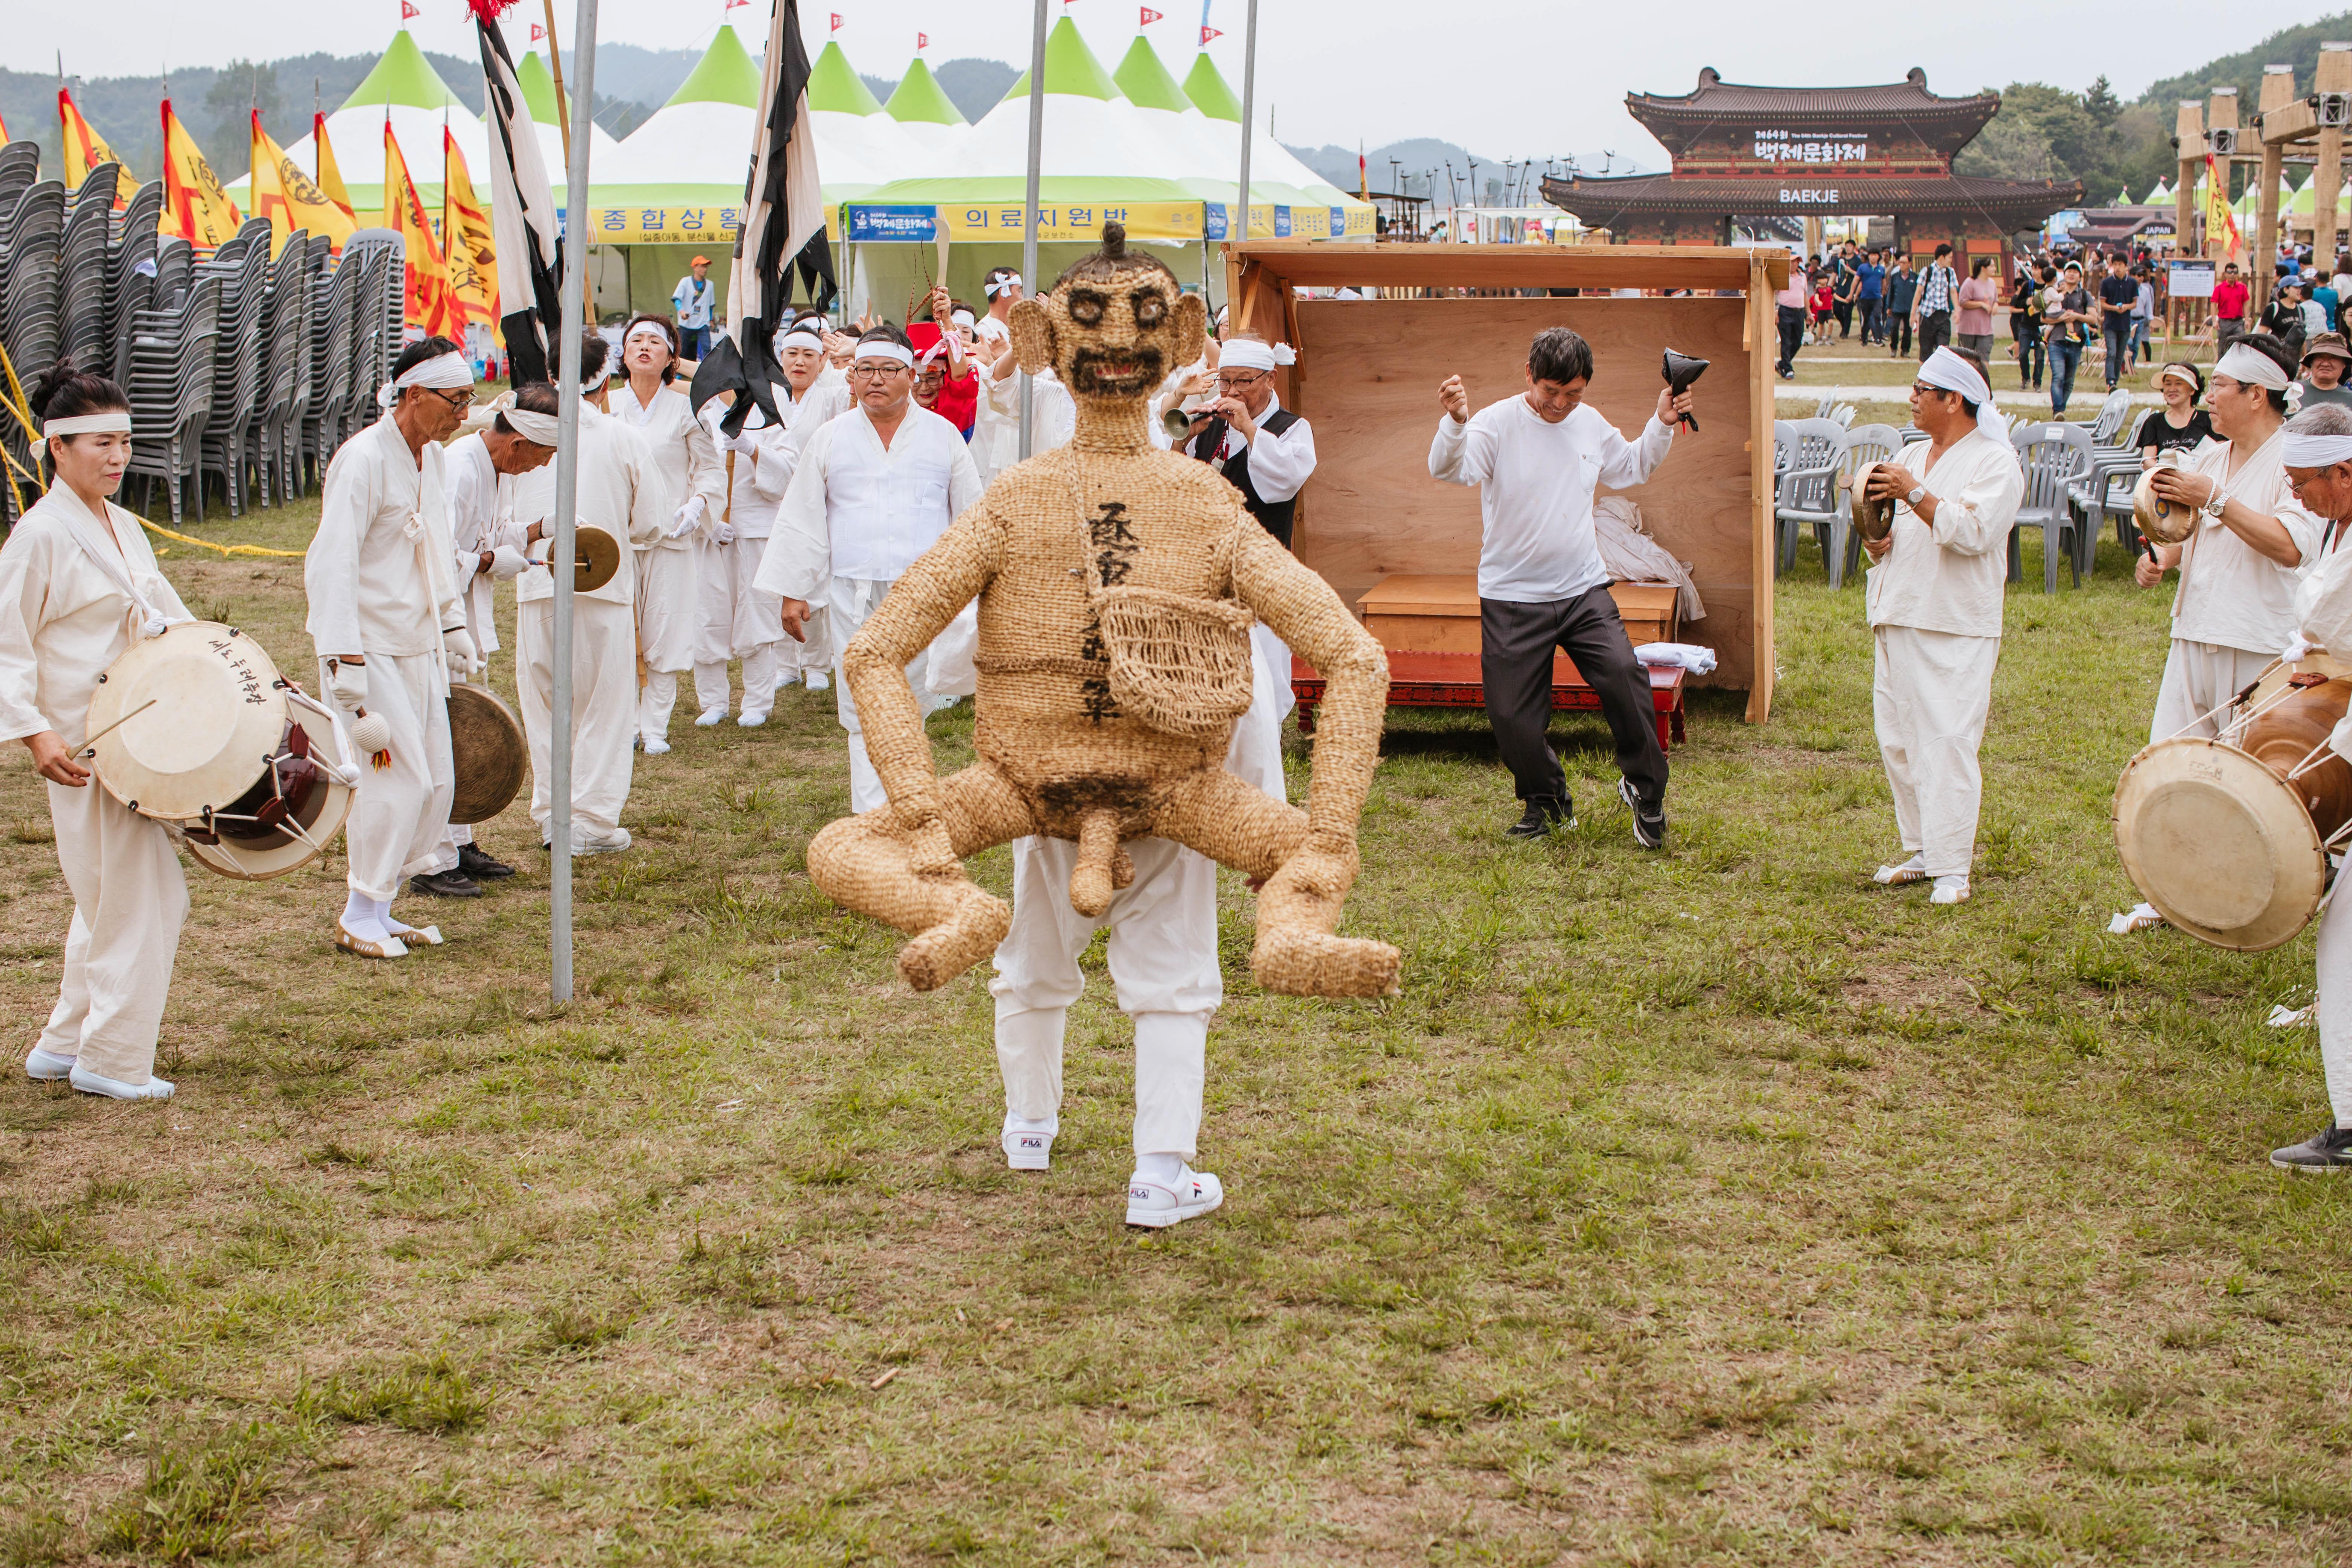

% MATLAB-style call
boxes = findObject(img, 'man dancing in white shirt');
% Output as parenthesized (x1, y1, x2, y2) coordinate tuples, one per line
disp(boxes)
(1429, 326, 1689, 845)
(1856, 346, 2025, 906)
(410, 382, 557, 897)
(757, 327, 982, 811)
(305, 337, 478, 959)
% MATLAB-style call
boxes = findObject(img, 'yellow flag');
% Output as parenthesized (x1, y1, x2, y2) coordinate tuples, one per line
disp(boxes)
(385, 121, 458, 337)
(160, 98, 242, 249)
(2204, 154, 2245, 264)
(249, 110, 356, 256)
(313, 113, 360, 231)
(441, 126, 500, 341)
(58, 88, 139, 209)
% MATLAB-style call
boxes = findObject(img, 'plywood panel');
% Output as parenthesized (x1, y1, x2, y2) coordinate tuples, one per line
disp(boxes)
(1287, 296, 1760, 695)
(1225, 241, 1789, 294)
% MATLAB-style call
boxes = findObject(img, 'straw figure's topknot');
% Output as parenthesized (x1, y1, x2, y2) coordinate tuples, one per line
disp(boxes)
(1101, 220, 1127, 259)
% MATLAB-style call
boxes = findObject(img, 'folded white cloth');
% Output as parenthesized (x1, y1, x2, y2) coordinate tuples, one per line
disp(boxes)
(1595, 496, 1706, 622)
(1634, 642, 1717, 674)
(2268, 1002, 2315, 1027)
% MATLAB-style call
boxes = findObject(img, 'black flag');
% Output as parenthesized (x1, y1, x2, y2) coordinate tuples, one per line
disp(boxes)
(691, 0, 833, 438)
(474, 3, 565, 385)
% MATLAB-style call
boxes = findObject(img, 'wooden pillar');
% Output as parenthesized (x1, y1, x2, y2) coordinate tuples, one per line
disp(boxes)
(2176, 101, 2204, 261)
(2318, 44, 2352, 272)
(2257, 68, 2293, 314)
(2210, 88, 2241, 263)
(1803, 215, 1821, 260)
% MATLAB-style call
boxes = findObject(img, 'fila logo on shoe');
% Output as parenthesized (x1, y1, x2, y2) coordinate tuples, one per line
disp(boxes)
(1017, 1135, 1046, 1150)
(1130, 1184, 1153, 1201)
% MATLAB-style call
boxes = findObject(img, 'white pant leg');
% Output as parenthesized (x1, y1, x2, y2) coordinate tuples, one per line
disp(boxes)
(1224, 622, 1294, 802)
(990, 836, 1222, 1160)
(692, 661, 732, 715)
(777, 604, 828, 678)
(740, 646, 779, 715)
(1875, 625, 1999, 879)
(695, 531, 738, 674)
(634, 544, 698, 674)
(416, 821, 467, 878)
(330, 651, 453, 900)
(2320, 885, 2352, 1130)
(639, 670, 679, 744)
(519, 597, 640, 842)
(830, 577, 934, 812)
(2151, 638, 2274, 743)
(1872, 627, 1922, 857)
(38, 779, 187, 1085)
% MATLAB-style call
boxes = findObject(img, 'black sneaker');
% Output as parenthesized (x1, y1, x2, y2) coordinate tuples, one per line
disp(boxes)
(409, 868, 484, 899)
(2271, 1124, 2352, 1171)
(456, 843, 515, 880)
(1619, 778, 1667, 849)
(1504, 798, 1573, 839)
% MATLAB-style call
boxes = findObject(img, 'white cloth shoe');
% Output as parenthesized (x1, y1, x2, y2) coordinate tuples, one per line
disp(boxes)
(1003, 1116, 1055, 1171)
(69, 1063, 174, 1100)
(579, 827, 633, 856)
(696, 706, 728, 727)
(804, 671, 830, 692)
(737, 710, 768, 728)
(25, 1046, 75, 1080)
(1873, 853, 1928, 886)
(641, 736, 672, 756)
(1125, 1165, 1223, 1228)
(335, 920, 408, 959)
(1930, 874, 1971, 905)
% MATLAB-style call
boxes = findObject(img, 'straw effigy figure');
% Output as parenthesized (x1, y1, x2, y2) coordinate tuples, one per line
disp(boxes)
(804, 222, 1400, 999)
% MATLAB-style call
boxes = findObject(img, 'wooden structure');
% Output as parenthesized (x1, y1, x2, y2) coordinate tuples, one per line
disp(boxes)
(2253, 44, 2352, 315)
(1220, 242, 1785, 723)
(1537, 69, 2079, 263)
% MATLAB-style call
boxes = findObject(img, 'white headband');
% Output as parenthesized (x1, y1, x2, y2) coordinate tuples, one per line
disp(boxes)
(1219, 339, 1295, 373)
(1917, 346, 2006, 438)
(378, 348, 473, 408)
(40, 411, 132, 437)
(2217, 343, 2292, 392)
(853, 341, 914, 367)
(582, 360, 611, 394)
(950, 309, 975, 329)
(983, 273, 1022, 298)
(780, 322, 826, 348)
(501, 408, 560, 444)
(2284, 432, 2352, 468)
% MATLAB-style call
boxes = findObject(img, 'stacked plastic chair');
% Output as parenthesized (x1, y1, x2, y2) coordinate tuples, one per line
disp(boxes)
(0, 178, 66, 528)
(57, 165, 115, 372)
(0, 143, 38, 220)
(195, 226, 268, 516)
(307, 240, 364, 481)
(341, 231, 405, 440)
(122, 272, 220, 525)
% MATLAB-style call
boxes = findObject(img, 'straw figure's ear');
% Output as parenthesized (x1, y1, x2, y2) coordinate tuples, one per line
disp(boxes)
(1171, 292, 1208, 370)
(1009, 297, 1056, 377)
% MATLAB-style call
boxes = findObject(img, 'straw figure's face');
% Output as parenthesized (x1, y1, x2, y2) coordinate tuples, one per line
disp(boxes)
(1008, 237, 1206, 406)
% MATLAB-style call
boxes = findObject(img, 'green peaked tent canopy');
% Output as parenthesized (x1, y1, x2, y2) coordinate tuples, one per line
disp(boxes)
(1002, 18, 1122, 103)
(666, 23, 762, 108)
(1112, 36, 1194, 113)
(1182, 53, 1243, 121)
(886, 57, 968, 124)
(515, 50, 569, 126)
(808, 39, 885, 115)
(339, 28, 469, 112)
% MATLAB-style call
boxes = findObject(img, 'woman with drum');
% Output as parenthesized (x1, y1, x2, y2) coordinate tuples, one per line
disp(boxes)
(0, 358, 193, 1099)
(609, 315, 725, 751)
(2133, 335, 2323, 743)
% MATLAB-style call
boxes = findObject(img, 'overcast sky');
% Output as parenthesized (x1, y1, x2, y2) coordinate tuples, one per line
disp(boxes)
(11, 0, 2329, 163)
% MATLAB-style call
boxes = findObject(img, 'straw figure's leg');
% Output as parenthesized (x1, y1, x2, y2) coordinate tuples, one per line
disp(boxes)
(806, 760, 1040, 991)
(1155, 765, 1402, 999)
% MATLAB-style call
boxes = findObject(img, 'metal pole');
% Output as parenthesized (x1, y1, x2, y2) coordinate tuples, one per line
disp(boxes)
(549, 0, 599, 1004)
(1018, 0, 1047, 459)
(1237, 0, 1257, 245)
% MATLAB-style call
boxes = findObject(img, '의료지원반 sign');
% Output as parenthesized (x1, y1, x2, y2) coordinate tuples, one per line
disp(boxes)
(846, 202, 1205, 244)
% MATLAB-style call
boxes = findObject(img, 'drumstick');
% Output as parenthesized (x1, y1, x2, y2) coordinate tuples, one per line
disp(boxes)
(73, 698, 158, 759)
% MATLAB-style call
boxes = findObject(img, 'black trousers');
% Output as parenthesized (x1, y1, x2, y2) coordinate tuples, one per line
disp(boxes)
(1775, 305, 1805, 375)
(1481, 587, 1668, 808)
(1917, 309, 1952, 359)
(1886, 310, 1912, 355)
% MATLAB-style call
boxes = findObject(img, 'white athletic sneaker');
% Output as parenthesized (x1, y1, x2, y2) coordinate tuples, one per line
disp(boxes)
(804, 671, 831, 692)
(1003, 1121, 1055, 1171)
(737, 710, 768, 728)
(695, 706, 728, 727)
(1930, 874, 1971, 905)
(69, 1064, 174, 1100)
(24, 1046, 75, 1080)
(1873, 853, 1928, 886)
(641, 736, 672, 756)
(577, 827, 633, 856)
(1125, 1166, 1223, 1228)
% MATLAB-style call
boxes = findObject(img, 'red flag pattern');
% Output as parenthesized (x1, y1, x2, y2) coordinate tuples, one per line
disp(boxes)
(916, 30, 928, 47)
(830, 12, 843, 30)
(1139, 6, 1163, 21)
(529, 20, 544, 40)
(1200, 23, 1222, 42)
(401, 0, 420, 18)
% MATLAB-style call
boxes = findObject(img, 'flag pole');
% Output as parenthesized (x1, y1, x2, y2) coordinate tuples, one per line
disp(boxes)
(1017, 0, 1047, 459)
(550, 0, 598, 1005)
(1236, 0, 1257, 247)
(544, 0, 574, 168)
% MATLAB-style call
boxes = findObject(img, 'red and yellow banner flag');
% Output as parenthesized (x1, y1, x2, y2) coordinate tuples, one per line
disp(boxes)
(441, 126, 499, 340)
(59, 89, 139, 209)
(313, 113, 360, 232)
(249, 110, 356, 255)
(2204, 153, 2245, 264)
(384, 120, 457, 336)
(160, 98, 242, 248)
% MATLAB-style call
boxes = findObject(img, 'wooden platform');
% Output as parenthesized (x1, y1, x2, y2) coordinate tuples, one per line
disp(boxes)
(1293, 651, 1688, 750)
(1357, 574, 1681, 663)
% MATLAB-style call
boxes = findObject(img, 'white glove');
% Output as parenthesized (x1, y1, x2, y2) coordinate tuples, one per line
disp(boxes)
(666, 494, 707, 541)
(328, 658, 368, 710)
(489, 544, 529, 581)
(443, 626, 481, 677)
(715, 522, 737, 545)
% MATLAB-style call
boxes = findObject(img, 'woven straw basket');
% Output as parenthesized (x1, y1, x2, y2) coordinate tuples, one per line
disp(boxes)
(1093, 585, 1256, 741)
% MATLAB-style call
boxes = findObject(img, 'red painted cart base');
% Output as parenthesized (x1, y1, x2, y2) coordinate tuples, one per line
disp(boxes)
(1292, 649, 1687, 750)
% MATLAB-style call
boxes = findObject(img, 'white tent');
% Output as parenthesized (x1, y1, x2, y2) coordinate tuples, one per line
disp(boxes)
(805, 41, 923, 196)
(594, 24, 766, 194)
(880, 53, 970, 172)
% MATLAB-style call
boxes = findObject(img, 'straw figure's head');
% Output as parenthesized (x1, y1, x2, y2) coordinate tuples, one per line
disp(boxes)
(1009, 221, 1207, 408)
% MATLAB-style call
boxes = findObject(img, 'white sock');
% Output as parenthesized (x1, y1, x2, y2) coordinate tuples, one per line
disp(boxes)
(341, 890, 392, 943)
(1006, 1113, 1058, 1137)
(1933, 874, 1969, 894)
(1133, 1152, 1185, 1186)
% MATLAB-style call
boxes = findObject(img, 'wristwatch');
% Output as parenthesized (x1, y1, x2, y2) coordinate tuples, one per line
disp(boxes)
(1905, 485, 1927, 508)
(2203, 479, 2228, 521)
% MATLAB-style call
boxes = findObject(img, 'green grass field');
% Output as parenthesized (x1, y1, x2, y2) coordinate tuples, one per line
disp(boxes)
(5, 493, 2351, 1566)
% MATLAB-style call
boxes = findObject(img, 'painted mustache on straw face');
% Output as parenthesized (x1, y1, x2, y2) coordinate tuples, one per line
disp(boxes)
(1067, 344, 1167, 397)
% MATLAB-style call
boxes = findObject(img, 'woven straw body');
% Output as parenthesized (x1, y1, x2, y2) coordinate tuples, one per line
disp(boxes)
(804, 229, 1400, 1000)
